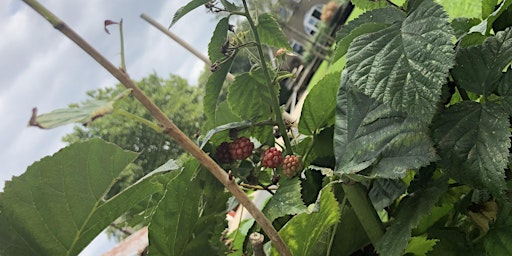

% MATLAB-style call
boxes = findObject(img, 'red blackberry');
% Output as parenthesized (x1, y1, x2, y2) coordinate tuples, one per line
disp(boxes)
(262, 147, 283, 168)
(283, 155, 301, 178)
(215, 142, 233, 164)
(229, 137, 254, 160)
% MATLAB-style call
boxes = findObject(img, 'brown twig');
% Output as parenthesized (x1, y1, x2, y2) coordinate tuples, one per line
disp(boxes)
(21, 1, 291, 255)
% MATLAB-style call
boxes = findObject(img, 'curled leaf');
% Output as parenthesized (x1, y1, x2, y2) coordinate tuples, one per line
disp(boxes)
(28, 89, 131, 129)
(104, 19, 121, 34)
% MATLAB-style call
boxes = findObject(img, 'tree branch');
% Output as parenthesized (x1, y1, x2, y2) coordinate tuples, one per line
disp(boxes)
(21, 0, 290, 255)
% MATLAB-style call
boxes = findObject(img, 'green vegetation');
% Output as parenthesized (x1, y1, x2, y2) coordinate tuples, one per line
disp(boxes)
(3, 0, 512, 255)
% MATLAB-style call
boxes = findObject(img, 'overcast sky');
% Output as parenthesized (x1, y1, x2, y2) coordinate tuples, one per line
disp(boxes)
(1, 0, 218, 254)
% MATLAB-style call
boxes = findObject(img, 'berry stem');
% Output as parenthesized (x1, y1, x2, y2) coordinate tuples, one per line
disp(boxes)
(241, 0, 293, 155)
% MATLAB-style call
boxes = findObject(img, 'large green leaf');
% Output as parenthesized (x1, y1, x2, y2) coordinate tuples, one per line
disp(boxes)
(432, 101, 510, 196)
(452, 28, 512, 96)
(262, 177, 307, 222)
(227, 70, 274, 120)
(334, 71, 437, 179)
(147, 159, 202, 256)
(256, 13, 291, 50)
(271, 185, 340, 256)
(299, 72, 340, 135)
(333, 7, 405, 62)
(28, 89, 131, 129)
(0, 139, 161, 256)
(375, 177, 447, 256)
(345, 0, 454, 122)
(170, 0, 211, 28)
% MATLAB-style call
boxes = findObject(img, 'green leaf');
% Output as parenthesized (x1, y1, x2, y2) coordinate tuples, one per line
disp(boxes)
(483, 217, 512, 255)
(482, 0, 499, 19)
(227, 70, 274, 120)
(351, 0, 390, 10)
(208, 17, 230, 63)
(334, 71, 437, 179)
(403, 236, 439, 256)
(458, 32, 488, 48)
(256, 13, 291, 50)
(299, 72, 340, 135)
(0, 139, 160, 256)
(369, 179, 406, 211)
(147, 159, 202, 256)
(205, 61, 234, 126)
(220, 0, 240, 11)
(204, 18, 233, 125)
(271, 185, 340, 256)
(346, 0, 455, 122)
(498, 69, 512, 116)
(334, 7, 405, 62)
(200, 119, 253, 148)
(414, 203, 453, 234)
(152, 159, 181, 173)
(452, 28, 512, 96)
(29, 89, 131, 129)
(262, 177, 307, 222)
(375, 177, 447, 256)
(451, 17, 482, 39)
(469, 0, 512, 35)
(432, 101, 510, 196)
(215, 100, 241, 126)
(170, 0, 211, 28)
(227, 218, 255, 256)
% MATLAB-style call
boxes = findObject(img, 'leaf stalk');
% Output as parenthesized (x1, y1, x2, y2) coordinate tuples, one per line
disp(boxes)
(241, 0, 293, 155)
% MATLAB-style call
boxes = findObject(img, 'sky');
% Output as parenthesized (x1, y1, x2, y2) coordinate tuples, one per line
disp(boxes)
(1, 0, 218, 254)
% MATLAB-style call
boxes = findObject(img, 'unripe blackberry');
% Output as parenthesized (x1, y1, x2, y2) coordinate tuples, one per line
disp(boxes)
(229, 136, 254, 160)
(215, 142, 233, 164)
(262, 147, 283, 168)
(283, 155, 301, 178)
